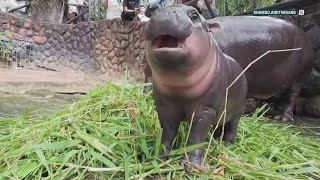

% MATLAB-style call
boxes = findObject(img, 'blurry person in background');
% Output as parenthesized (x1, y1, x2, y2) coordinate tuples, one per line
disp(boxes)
(196, 0, 218, 19)
(0, 0, 29, 16)
(137, 5, 150, 22)
(121, 0, 140, 21)
(144, 0, 217, 19)
(104, 0, 122, 19)
(145, 0, 167, 18)
(68, 0, 84, 24)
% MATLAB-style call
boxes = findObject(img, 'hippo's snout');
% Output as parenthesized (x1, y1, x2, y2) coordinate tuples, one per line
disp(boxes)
(152, 48, 187, 70)
(145, 7, 193, 42)
(145, 5, 205, 72)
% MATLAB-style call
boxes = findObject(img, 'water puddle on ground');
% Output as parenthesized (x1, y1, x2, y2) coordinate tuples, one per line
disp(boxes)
(0, 92, 84, 119)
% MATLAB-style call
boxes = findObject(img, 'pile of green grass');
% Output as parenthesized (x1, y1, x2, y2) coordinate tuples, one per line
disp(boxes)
(0, 82, 319, 179)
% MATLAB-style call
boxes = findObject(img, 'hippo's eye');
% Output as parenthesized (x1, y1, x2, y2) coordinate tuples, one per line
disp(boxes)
(190, 11, 199, 22)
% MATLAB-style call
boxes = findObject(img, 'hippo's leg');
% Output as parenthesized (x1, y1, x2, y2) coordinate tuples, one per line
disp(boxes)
(213, 110, 243, 144)
(155, 99, 184, 158)
(182, 105, 216, 172)
(274, 82, 303, 122)
(220, 112, 242, 143)
(274, 89, 299, 122)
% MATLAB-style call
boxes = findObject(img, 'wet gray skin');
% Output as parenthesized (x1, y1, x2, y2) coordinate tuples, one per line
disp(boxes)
(146, 6, 189, 72)
(144, 4, 248, 172)
(144, 6, 315, 123)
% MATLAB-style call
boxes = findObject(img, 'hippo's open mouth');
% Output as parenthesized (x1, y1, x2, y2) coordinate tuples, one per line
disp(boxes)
(149, 34, 187, 68)
(152, 35, 182, 49)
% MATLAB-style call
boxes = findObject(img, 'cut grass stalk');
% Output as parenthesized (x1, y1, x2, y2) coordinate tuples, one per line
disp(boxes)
(0, 80, 319, 179)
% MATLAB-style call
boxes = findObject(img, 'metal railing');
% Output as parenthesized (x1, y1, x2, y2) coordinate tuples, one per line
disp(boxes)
(0, 34, 33, 69)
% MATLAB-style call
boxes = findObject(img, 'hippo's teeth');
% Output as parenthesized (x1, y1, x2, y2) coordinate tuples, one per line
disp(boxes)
(153, 35, 178, 49)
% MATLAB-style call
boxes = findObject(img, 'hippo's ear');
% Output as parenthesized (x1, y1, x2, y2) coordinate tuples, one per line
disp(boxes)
(206, 21, 221, 33)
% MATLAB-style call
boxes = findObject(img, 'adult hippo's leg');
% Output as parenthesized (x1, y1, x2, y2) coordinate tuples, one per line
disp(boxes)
(274, 90, 298, 122)
(274, 73, 310, 122)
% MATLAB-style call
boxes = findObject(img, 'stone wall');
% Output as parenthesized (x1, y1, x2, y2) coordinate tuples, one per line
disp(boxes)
(0, 12, 146, 83)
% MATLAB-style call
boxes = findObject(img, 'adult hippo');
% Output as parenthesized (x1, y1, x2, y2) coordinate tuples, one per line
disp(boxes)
(144, 5, 248, 171)
(144, 7, 315, 122)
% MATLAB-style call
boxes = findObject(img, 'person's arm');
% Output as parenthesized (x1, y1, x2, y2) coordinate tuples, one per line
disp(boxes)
(103, 0, 109, 9)
(134, 0, 141, 14)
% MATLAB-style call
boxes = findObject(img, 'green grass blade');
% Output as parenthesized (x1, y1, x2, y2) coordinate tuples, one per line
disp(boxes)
(1, 82, 319, 179)
(154, 128, 163, 157)
(16, 160, 39, 179)
(76, 131, 113, 155)
(35, 149, 52, 177)
(125, 155, 130, 180)
(89, 150, 117, 168)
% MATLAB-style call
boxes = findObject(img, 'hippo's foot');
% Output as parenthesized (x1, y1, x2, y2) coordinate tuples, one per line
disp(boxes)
(272, 82, 306, 123)
(158, 148, 171, 161)
(274, 113, 294, 122)
(180, 155, 210, 173)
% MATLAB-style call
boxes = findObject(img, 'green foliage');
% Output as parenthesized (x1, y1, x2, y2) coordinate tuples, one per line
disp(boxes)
(0, 82, 319, 179)
(87, 0, 108, 21)
(215, 0, 277, 16)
